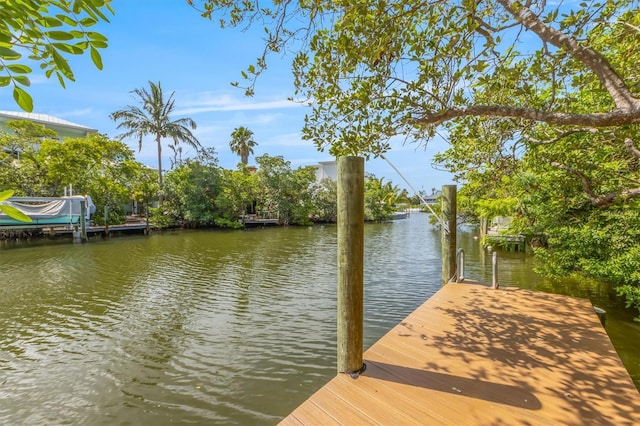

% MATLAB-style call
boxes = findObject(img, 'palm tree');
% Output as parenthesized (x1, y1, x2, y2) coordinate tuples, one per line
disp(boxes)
(110, 81, 200, 187)
(229, 126, 257, 165)
(364, 175, 402, 221)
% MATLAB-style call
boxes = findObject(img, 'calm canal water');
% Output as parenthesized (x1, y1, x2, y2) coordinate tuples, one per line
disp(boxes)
(1, 213, 639, 424)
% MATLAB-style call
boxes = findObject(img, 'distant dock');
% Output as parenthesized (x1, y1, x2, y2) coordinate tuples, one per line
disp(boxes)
(0, 216, 152, 240)
(241, 215, 280, 227)
(280, 281, 640, 425)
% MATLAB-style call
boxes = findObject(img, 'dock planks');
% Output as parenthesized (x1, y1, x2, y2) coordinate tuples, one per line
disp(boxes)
(279, 281, 640, 425)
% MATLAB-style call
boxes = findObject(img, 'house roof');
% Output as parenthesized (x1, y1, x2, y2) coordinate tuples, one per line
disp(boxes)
(0, 110, 97, 133)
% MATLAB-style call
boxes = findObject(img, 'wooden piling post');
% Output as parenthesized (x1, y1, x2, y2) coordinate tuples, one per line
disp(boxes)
(145, 204, 150, 235)
(441, 185, 457, 284)
(337, 156, 365, 376)
(80, 200, 87, 241)
(104, 205, 110, 235)
(479, 216, 488, 239)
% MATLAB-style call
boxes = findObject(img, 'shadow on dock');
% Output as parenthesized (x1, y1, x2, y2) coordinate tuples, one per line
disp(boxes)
(365, 359, 542, 409)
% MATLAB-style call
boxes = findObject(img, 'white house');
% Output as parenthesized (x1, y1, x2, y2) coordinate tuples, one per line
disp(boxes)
(0, 110, 97, 139)
(315, 160, 337, 182)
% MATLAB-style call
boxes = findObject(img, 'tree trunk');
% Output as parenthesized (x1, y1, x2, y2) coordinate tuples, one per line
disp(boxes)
(157, 135, 163, 187)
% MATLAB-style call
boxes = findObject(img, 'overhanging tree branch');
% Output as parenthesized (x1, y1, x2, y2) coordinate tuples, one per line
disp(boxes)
(414, 1, 640, 129)
(552, 162, 640, 207)
(625, 137, 640, 159)
(416, 105, 640, 127)
(525, 129, 598, 145)
(497, 0, 640, 111)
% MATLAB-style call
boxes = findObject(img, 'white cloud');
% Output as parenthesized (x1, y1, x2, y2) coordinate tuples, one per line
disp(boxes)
(57, 108, 95, 118)
(251, 113, 285, 125)
(175, 92, 302, 115)
(29, 74, 49, 85)
(260, 132, 308, 148)
(193, 124, 227, 141)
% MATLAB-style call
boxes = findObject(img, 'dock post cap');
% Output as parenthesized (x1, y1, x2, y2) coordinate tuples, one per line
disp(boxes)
(593, 306, 606, 327)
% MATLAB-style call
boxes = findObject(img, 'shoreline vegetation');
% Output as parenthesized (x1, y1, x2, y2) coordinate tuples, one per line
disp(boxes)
(2, 117, 640, 318)
(0, 118, 422, 241)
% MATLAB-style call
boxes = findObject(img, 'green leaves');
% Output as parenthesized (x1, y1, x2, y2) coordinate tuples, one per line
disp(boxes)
(0, 204, 32, 222)
(0, 0, 113, 111)
(200, 0, 640, 159)
(13, 86, 33, 112)
(0, 190, 32, 222)
(90, 46, 103, 70)
(0, 189, 13, 202)
(80, 17, 98, 27)
(6, 64, 32, 74)
(46, 30, 75, 40)
(0, 46, 22, 60)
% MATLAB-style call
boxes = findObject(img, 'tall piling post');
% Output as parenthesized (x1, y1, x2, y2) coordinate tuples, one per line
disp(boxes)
(104, 205, 110, 236)
(80, 199, 87, 241)
(441, 185, 457, 284)
(145, 204, 150, 235)
(337, 156, 365, 376)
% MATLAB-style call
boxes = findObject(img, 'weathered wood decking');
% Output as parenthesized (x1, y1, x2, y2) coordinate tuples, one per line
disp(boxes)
(280, 281, 640, 425)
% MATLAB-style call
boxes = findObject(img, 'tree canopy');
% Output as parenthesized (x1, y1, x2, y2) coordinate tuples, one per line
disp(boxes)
(193, 0, 640, 155)
(0, 0, 113, 111)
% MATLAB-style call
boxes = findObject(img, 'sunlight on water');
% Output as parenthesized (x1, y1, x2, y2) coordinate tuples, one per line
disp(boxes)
(1, 213, 638, 424)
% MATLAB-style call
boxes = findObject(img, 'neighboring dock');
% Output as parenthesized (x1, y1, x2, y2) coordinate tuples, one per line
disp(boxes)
(241, 214, 280, 227)
(280, 281, 640, 425)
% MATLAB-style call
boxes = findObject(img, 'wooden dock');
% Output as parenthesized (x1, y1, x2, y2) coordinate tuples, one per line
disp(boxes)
(280, 281, 640, 425)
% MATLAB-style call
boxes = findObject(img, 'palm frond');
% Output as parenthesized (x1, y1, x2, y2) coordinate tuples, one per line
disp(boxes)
(110, 80, 201, 186)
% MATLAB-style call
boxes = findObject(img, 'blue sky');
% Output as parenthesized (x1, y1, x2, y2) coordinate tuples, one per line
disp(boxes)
(1, 1, 454, 194)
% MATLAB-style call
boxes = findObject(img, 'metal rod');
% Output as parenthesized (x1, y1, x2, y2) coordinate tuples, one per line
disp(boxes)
(441, 185, 457, 285)
(492, 251, 499, 289)
(456, 248, 465, 283)
(381, 154, 449, 233)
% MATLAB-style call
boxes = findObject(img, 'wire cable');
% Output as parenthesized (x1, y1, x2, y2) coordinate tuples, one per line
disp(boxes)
(380, 154, 450, 234)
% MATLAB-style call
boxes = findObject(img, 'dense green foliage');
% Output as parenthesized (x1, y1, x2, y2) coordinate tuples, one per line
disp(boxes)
(253, 154, 317, 225)
(364, 175, 407, 222)
(1, 120, 408, 230)
(0, 121, 143, 225)
(310, 178, 337, 223)
(151, 154, 410, 227)
(429, 17, 640, 317)
(163, 157, 222, 228)
(0, 0, 112, 111)
(216, 165, 258, 228)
